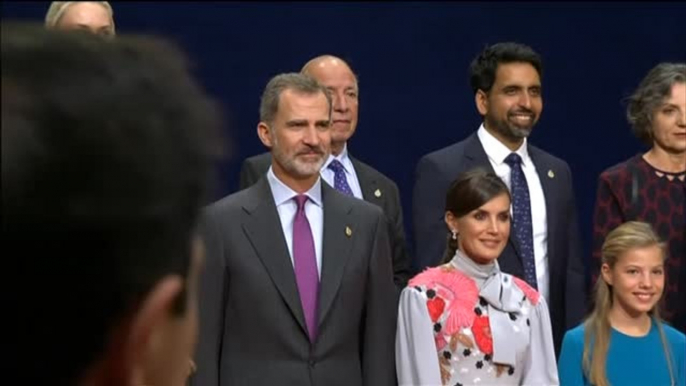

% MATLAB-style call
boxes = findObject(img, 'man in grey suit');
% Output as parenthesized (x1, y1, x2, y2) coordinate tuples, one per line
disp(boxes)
(240, 55, 411, 290)
(412, 42, 586, 354)
(191, 73, 397, 386)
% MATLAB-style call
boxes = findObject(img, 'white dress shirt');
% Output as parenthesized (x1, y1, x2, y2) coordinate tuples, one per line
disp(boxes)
(477, 124, 550, 302)
(267, 167, 324, 278)
(320, 143, 363, 199)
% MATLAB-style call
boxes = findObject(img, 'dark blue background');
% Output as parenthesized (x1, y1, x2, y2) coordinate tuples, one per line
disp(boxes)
(3, 2, 685, 268)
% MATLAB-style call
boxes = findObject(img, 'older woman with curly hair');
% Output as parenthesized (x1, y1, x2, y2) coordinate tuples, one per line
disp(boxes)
(591, 63, 686, 334)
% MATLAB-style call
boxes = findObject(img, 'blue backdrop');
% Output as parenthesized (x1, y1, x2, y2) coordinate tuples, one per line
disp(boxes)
(3, 1, 685, 269)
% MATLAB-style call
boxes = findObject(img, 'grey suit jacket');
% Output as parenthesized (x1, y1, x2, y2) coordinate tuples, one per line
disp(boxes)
(412, 132, 586, 355)
(191, 178, 397, 386)
(239, 152, 411, 289)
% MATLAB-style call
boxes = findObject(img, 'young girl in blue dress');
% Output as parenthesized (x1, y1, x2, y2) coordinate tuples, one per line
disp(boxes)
(558, 221, 685, 386)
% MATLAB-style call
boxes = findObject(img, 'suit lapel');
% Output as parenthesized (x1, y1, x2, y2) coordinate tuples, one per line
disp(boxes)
(241, 179, 308, 336)
(317, 183, 355, 327)
(465, 133, 525, 259)
(464, 133, 496, 174)
(351, 157, 377, 202)
(529, 147, 556, 258)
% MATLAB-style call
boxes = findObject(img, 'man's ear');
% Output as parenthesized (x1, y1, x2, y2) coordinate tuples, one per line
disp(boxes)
(257, 122, 273, 149)
(126, 275, 184, 384)
(80, 275, 185, 385)
(475, 90, 489, 116)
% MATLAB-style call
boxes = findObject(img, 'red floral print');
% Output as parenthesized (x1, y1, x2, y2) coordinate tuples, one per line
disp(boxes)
(427, 296, 445, 322)
(472, 315, 493, 355)
(410, 265, 479, 336)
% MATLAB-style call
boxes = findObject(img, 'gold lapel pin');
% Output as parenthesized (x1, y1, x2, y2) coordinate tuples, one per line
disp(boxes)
(548, 170, 555, 178)
(345, 226, 352, 237)
(374, 189, 382, 198)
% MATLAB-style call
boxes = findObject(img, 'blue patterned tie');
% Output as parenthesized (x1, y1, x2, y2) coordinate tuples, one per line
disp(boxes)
(327, 159, 354, 196)
(504, 153, 538, 289)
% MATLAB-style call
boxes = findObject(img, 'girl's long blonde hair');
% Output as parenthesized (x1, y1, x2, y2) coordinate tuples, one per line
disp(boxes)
(583, 221, 675, 386)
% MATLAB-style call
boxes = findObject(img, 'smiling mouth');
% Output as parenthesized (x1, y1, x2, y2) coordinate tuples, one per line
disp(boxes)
(634, 293, 654, 301)
(510, 114, 533, 121)
(480, 239, 501, 248)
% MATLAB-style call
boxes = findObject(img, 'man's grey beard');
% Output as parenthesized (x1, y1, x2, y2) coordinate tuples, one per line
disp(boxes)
(271, 135, 329, 178)
(488, 117, 534, 141)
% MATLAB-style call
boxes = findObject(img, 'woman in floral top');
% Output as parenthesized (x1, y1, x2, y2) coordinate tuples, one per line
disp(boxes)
(396, 169, 558, 386)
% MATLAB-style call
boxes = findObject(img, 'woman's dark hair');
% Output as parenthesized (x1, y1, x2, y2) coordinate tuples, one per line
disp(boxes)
(441, 168, 511, 263)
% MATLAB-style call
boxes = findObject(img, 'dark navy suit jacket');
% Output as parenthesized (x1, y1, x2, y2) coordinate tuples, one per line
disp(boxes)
(412, 132, 587, 354)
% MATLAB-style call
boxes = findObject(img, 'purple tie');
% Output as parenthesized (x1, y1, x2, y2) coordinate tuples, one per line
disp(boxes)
(292, 194, 319, 342)
(327, 160, 354, 196)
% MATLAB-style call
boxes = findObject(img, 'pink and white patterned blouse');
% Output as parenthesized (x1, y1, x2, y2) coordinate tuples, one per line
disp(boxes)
(395, 250, 559, 386)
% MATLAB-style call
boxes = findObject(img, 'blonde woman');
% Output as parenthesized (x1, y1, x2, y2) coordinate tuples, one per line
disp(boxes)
(558, 222, 685, 386)
(45, 2, 115, 38)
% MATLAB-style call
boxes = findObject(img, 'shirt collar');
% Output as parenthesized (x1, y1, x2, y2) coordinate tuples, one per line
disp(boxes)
(323, 142, 351, 173)
(267, 166, 323, 208)
(477, 124, 530, 166)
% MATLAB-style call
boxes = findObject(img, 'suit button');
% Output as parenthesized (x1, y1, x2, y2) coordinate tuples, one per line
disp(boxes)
(308, 360, 316, 368)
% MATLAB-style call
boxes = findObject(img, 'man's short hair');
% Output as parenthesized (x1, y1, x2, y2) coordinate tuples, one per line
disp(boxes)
(45, 1, 116, 33)
(259, 72, 332, 125)
(3, 23, 223, 384)
(469, 42, 543, 94)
